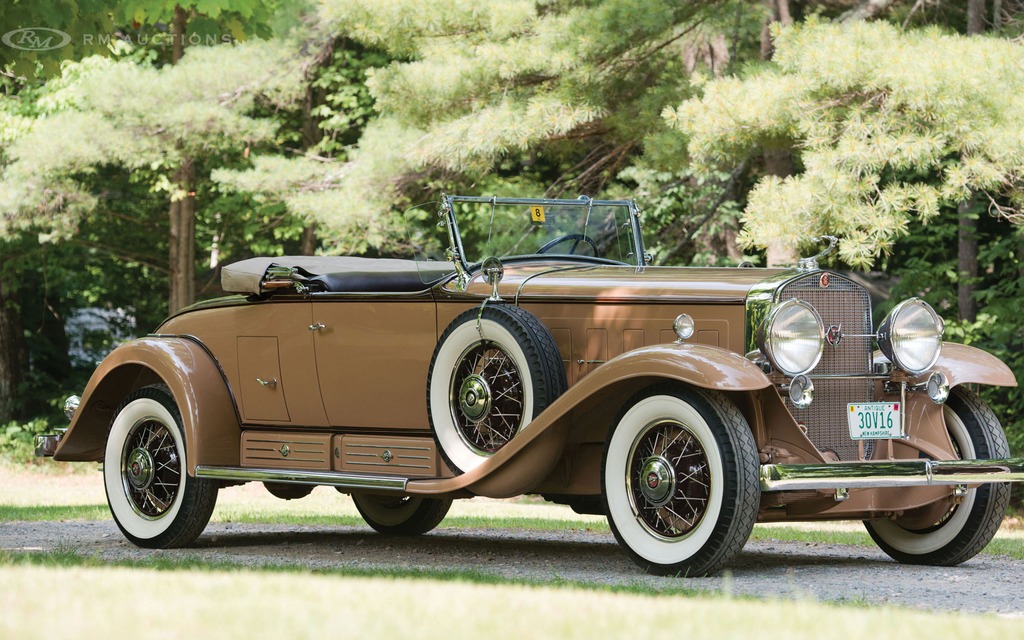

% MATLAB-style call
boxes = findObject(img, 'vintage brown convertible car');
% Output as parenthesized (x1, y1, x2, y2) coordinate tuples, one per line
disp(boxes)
(37, 194, 1024, 576)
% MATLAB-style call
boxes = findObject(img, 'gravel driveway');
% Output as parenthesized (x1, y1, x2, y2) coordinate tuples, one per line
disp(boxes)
(3, 518, 1022, 617)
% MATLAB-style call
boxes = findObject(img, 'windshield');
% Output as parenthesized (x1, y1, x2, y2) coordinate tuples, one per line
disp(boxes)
(442, 195, 644, 268)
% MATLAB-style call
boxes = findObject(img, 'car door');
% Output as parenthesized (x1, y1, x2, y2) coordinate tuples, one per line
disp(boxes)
(311, 296, 438, 430)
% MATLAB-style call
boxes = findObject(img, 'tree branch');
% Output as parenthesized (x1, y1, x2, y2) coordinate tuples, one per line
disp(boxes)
(840, 0, 899, 23)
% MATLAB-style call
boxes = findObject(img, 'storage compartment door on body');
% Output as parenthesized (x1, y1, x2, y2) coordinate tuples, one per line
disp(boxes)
(311, 301, 437, 429)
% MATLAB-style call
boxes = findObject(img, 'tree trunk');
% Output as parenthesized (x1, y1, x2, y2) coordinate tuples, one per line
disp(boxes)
(301, 225, 317, 256)
(165, 5, 196, 314)
(172, 5, 187, 64)
(958, 1, 985, 323)
(0, 277, 28, 422)
(967, 0, 987, 34)
(957, 200, 978, 323)
(168, 157, 196, 313)
(760, 6, 798, 268)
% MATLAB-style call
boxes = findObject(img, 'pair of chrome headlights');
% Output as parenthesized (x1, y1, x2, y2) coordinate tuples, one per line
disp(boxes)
(757, 297, 944, 377)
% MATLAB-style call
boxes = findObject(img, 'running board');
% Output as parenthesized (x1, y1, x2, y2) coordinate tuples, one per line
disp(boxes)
(194, 466, 409, 491)
(760, 457, 1024, 492)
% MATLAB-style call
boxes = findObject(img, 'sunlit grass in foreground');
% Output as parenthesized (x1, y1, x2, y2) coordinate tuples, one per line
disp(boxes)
(1, 551, 1021, 640)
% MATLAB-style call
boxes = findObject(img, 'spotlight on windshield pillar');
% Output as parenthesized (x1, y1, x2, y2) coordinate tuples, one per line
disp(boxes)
(673, 314, 695, 342)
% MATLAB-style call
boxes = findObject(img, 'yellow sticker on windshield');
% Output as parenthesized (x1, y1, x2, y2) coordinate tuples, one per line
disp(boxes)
(530, 205, 545, 224)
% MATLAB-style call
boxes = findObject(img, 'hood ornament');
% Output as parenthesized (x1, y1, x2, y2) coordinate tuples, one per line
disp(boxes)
(798, 236, 838, 271)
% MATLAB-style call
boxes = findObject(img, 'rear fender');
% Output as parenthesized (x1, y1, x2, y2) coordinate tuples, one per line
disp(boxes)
(54, 336, 241, 472)
(408, 343, 771, 498)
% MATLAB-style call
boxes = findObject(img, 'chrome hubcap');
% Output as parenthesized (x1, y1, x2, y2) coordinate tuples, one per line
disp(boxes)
(121, 418, 181, 519)
(126, 448, 155, 491)
(458, 374, 492, 423)
(639, 456, 675, 507)
(628, 420, 711, 539)
(449, 341, 525, 454)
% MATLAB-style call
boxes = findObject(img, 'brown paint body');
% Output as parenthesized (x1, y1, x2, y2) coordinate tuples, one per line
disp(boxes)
(53, 262, 1017, 521)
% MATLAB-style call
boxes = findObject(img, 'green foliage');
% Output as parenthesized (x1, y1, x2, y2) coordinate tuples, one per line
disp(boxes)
(882, 213, 1024, 463)
(0, 41, 303, 239)
(670, 20, 1024, 266)
(0, 418, 53, 463)
(0, 0, 114, 77)
(286, 0, 728, 253)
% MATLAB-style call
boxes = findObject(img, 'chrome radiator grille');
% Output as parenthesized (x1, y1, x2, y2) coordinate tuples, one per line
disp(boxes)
(779, 273, 874, 461)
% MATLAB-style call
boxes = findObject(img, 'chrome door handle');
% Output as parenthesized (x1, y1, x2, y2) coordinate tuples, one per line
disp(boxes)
(309, 322, 326, 331)
(256, 377, 277, 387)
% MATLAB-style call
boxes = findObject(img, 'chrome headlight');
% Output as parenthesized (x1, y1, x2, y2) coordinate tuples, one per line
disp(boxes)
(757, 299, 824, 376)
(877, 298, 943, 374)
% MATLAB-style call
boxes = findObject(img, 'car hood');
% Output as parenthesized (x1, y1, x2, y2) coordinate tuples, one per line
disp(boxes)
(456, 263, 794, 303)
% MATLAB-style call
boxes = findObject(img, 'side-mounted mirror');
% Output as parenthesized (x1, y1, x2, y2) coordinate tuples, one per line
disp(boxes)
(481, 256, 504, 301)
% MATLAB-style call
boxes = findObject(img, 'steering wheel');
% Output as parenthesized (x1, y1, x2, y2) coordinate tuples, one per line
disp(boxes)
(537, 233, 599, 257)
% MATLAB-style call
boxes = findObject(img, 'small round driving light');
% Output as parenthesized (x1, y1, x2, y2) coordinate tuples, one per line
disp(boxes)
(926, 371, 950, 405)
(673, 314, 695, 341)
(877, 298, 943, 375)
(757, 299, 825, 376)
(788, 374, 815, 409)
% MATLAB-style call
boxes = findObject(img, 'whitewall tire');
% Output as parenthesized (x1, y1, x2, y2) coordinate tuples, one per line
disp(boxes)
(865, 387, 1010, 565)
(602, 385, 759, 576)
(352, 493, 453, 535)
(103, 386, 217, 548)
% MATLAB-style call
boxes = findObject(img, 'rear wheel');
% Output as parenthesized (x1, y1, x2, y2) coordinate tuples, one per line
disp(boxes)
(865, 387, 1010, 565)
(352, 493, 453, 535)
(602, 385, 759, 576)
(103, 385, 218, 548)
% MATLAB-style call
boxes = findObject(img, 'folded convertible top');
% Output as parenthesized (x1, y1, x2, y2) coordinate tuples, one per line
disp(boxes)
(221, 256, 455, 295)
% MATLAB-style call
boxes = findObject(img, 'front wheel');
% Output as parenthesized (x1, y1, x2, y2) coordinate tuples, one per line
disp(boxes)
(602, 385, 760, 576)
(352, 493, 453, 535)
(103, 386, 218, 548)
(865, 387, 1011, 565)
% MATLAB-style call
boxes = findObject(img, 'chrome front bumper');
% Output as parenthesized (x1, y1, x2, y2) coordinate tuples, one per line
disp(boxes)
(760, 458, 1024, 491)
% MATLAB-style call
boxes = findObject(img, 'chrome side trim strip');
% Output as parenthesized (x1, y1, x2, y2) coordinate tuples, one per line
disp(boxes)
(194, 466, 409, 491)
(760, 458, 1024, 491)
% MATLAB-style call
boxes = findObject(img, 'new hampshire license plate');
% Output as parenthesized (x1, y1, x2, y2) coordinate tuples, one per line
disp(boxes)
(847, 402, 902, 440)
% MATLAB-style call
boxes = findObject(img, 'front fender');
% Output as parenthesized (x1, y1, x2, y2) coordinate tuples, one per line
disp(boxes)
(408, 343, 770, 498)
(914, 342, 1017, 388)
(54, 336, 241, 472)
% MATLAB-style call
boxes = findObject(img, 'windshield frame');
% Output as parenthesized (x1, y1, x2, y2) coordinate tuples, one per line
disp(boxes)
(439, 194, 647, 280)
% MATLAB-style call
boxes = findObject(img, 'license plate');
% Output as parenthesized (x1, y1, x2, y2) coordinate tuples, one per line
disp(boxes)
(847, 402, 903, 440)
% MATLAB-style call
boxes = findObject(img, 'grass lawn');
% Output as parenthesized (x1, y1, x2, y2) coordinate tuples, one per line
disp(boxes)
(2, 559, 1023, 640)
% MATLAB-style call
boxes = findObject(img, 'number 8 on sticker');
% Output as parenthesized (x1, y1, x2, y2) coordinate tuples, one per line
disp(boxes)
(530, 206, 545, 223)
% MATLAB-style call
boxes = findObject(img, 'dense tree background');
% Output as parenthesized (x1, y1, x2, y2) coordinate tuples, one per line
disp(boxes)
(1, 0, 1024, 487)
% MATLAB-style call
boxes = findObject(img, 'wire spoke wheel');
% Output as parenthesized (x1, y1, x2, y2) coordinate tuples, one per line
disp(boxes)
(104, 385, 218, 548)
(121, 419, 182, 519)
(450, 341, 525, 454)
(628, 421, 711, 539)
(603, 386, 758, 576)
(428, 304, 566, 474)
